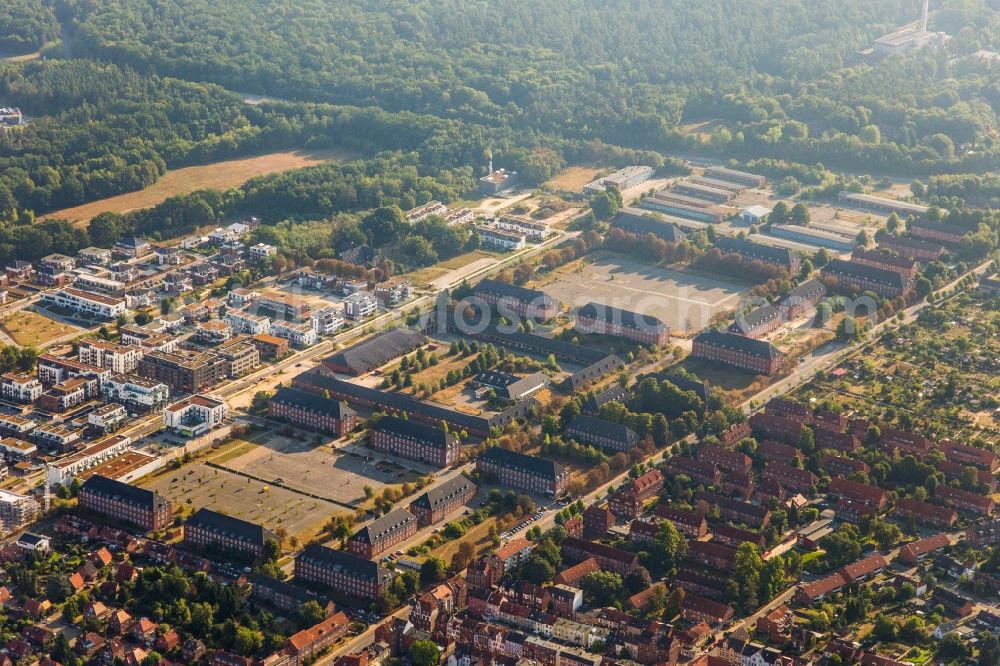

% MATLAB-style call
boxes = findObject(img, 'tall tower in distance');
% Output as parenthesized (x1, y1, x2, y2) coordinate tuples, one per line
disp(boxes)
(921, 0, 929, 32)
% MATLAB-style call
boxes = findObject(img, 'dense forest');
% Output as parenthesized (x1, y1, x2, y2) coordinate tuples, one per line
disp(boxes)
(0, 0, 58, 54)
(0, 0, 997, 266)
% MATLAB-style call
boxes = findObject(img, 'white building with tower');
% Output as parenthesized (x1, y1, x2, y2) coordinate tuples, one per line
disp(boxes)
(859, 0, 950, 63)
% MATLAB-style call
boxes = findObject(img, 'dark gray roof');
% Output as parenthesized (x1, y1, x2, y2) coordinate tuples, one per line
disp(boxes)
(410, 475, 477, 511)
(249, 572, 334, 608)
(372, 416, 455, 448)
(693, 490, 771, 521)
(582, 384, 629, 413)
(269, 387, 356, 420)
(322, 328, 427, 375)
(577, 302, 668, 334)
(879, 236, 946, 256)
(296, 544, 391, 584)
(611, 211, 687, 243)
(474, 370, 548, 400)
(780, 278, 826, 307)
(478, 447, 565, 481)
(694, 330, 782, 360)
(661, 373, 710, 405)
(729, 304, 780, 335)
(81, 475, 168, 512)
(473, 278, 559, 309)
(294, 371, 533, 435)
(566, 415, 638, 448)
(186, 508, 276, 546)
(851, 250, 916, 271)
(821, 259, 909, 289)
(339, 244, 380, 265)
(911, 220, 971, 237)
(351, 508, 416, 545)
(716, 237, 795, 269)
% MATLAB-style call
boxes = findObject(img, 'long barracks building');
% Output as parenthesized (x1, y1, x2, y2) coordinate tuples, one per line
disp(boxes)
(79, 475, 172, 532)
(183, 508, 277, 560)
(477, 447, 569, 497)
(293, 371, 532, 437)
(267, 386, 358, 437)
(409, 475, 477, 526)
(821, 259, 914, 298)
(347, 507, 418, 559)
(471, 279, 561, 322)
(691, 330, 784, 375)
(294, 544, 391, 600)
(369, 416, 459, 468)
(575, 302, 669, 346)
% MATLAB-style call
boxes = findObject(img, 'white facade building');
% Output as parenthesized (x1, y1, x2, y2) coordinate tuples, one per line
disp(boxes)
(270, 320, 318, 347)
(41, 288, 127, 319)
(311, 306, 345, 335)
(226, 310, 272, 335)
(164, 395, 228, 437)
(343, 291, 378, 320)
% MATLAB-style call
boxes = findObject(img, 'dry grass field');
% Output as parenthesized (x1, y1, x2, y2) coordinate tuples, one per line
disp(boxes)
(545, 166, 601, 191)
(41, 148, 356, 226)
(0, 310, 81, 346)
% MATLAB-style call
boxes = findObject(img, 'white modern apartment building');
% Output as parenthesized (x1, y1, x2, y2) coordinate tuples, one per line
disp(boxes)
(0, 373, 42, 403)
(45, 435, 132, 486)
(270, 320, 318, 347)
(311, 306, 345, 336)
(0, 489, 40, 535)
(41, 288, 127, 319)
(164, 395, 228, 437)
(479, 226, 526, 250)
(249, 243, 278, 260)
(226, 310, 272, 335)
(344, 291, 378, 320)
(73, 273, 126, 296)
(496, 215, 551, 241)
(102, 374, 170, 412)
(78, 339, 143, 375)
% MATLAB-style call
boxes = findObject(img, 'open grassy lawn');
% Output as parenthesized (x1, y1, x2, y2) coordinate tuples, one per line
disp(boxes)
(437, 250, 500, 270)
(432, 515, 502, 566)
(545, 166, 601, 191)
(40, 148, 357, 226)
(0, 310, 81, 346)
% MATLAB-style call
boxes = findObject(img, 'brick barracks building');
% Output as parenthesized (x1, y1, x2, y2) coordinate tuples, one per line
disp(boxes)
(575, 302, 670, 346)
(477, 447, 569, 497)
(909, 220, 970, 245)
(409, 475, 477, 526)
(850, 249, 918, 278)
(183, 508, 277, 560)
(79, 475, 172, 532)
(267, 386, 358, 437)
(369, 416, 459, 468)
(879, 236, 946, 261)
(692, 330, 783, 375)
(472, 279, 561, 322)
(294, 544, 391, 600)
(348, 508, 418, 558)
(715, 237, 800, 274)
(820, 259, 914, 298)
(778, 278, 827, 320)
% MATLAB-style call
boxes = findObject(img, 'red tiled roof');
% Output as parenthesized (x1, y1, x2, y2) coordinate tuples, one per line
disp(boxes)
(899, 534, 950, 560)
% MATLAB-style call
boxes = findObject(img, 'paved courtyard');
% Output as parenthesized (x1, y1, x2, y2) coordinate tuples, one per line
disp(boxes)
(539, 255, 747, 333)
